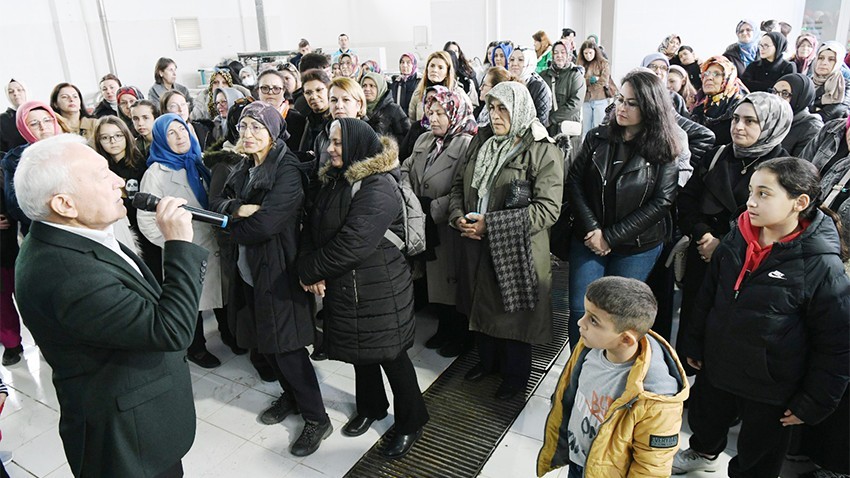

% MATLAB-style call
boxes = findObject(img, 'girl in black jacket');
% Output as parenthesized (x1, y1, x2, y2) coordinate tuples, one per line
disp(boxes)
(567, 69, 681, 348)
(674, 157, 850, 476)
(740, 32, 796, 93)
(297, 118, 428, 459)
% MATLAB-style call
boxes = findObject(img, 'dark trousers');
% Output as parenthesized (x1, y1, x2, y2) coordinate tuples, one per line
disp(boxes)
(353, 351, 429, 434)
(265, 348, 328, 423)
(153, 461, 183, 478)
(688, 374, 792, 478)
(645, 242, 676, 342)
(477, 333, 532, 387)
(432, 303, 470, 345)
(187, 313, 207, 355)
(677, 245, 709, 373)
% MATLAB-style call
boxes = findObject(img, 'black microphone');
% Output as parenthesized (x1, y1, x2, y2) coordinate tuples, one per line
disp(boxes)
(132, 193, 229, 228)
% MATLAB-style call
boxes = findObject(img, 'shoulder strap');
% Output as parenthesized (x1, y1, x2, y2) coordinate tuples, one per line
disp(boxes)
(708, 144, 726, 172)
(824, 167, 850, 208)
(350, 179, 406, 250)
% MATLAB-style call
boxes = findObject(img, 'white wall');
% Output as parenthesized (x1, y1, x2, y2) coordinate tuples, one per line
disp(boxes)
(608, 0, 807, 83)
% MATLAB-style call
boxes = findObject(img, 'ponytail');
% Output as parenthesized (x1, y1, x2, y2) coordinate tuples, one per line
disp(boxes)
(819, 205, 849, 261)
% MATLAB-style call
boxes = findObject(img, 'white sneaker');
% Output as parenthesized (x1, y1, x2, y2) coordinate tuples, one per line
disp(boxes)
(672, 448, 721, 474)
(0, 450, 12, 466)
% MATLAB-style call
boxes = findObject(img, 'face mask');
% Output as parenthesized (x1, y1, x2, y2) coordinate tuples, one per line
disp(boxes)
(242, 77, 256, 87)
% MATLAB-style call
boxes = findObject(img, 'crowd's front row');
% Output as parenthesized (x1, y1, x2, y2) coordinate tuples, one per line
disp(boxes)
(2, 66, 849, 478)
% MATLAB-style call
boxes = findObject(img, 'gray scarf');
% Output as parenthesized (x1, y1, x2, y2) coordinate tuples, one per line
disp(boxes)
(471, 82, 537, 201)
(732, 92, 792, 159)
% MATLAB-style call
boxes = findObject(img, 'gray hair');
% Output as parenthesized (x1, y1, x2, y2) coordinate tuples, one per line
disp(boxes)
(585, 276, 657, 336)
(14, 134, 86, 221)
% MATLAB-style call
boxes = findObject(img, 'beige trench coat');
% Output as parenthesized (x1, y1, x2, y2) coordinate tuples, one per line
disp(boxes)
(401, 132, 473, 305)
(137, 162, 223, 311)
(448, 123, 563, 344)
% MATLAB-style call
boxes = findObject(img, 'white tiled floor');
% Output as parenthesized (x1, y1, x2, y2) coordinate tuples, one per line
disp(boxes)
(0, 311, 819, 478)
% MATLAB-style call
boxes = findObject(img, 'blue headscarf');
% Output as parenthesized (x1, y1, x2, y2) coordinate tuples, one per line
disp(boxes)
(147, 113, 211, 207)
(737, 19, 759, 68)
(490, 43, 514, 68)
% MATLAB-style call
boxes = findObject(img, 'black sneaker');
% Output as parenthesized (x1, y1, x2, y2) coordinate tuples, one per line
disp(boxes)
(2, 345, 23, 366)
(259, 394, 299, 425)
(290, 418, 333, 457)
(187, 349, 221, 369)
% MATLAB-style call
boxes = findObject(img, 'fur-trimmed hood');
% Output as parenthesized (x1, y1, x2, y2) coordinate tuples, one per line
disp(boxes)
(318, 136, 399, 184)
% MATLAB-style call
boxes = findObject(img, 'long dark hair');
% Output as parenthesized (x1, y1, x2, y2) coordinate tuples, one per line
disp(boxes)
(50, 82, 93, 118)
(577, 40, 606, 71)
(444, 41, 475, 79)
(609, 69, 681, 163)
(755, 157, 848, 259)
(93, 115, 142, 169)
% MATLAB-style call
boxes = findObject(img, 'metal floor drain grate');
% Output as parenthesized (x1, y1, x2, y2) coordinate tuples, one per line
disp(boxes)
(344, 261, 570, 478)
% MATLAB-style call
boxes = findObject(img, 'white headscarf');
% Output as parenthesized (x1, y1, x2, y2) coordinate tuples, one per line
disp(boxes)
(516, 47, 538, 82)
(6, 79, 27, 110)
(812, 41, 847, 105)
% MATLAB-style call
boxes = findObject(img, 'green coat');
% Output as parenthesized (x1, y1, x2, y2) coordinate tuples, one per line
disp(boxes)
(539, 64, 587, 133)
(448, 123, 564, 344)
(15, 222, 208, 478)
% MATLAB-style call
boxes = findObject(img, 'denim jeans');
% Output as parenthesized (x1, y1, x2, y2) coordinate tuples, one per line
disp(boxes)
(568, 237, 663, 348)
(582, 98, 610, 139)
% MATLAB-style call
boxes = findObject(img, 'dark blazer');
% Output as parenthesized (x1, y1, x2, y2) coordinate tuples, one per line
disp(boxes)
(15, 222, 208, 478)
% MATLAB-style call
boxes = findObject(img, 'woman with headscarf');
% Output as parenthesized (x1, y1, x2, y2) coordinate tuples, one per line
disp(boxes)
(0, 100, 60, 366)
(539, 41, 586, 154)
(658, 34, 682, 66)
(773, 73, 823, 156)
(160, 90, 214, 151)
(508, 47, 553, 127)
(578, 40, 611, 136)
(490, 42, 514, 70)
(401, 86, 478, 357)
(691, 55, 748, 145)
(723, 19, 760, 77)
(297, 118, 429, 458)
(791, 32, 818, 76)
(741, 32, 796, 92)
(208, 86, 245, 142)
(115, 86, 144, 136)
(810, 41, 850, 122)
(211, 101, 331, 457)
(1, 79, 27, 153)
(566, 69, 681, 349)
(641, 53, 691, 117)
(361, 71, 411, 144)
(239, 66, 258, 97)
(677, 92, 792, 370)
(391, 53, 420, 116)
(136, 113, 224, 370)
(191, 69, 250, 121)
(448, 81, 563, 400)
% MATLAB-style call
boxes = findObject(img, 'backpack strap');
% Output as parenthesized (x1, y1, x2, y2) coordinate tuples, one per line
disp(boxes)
(707, 144, 726, 173)
(350, 179, 406, 251)
(823, 167, 850, 208)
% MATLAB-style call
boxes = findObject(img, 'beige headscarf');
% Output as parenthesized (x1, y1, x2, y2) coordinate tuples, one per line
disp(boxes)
(812, 41, 847, 106)
(471, 82, 538, 201)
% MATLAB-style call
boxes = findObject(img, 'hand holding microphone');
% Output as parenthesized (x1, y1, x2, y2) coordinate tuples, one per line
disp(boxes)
(133, 193, 229, 228)
(154, 197, 194, 243)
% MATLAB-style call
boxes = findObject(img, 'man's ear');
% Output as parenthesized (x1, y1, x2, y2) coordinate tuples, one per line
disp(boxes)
(50, 193, 78, 219)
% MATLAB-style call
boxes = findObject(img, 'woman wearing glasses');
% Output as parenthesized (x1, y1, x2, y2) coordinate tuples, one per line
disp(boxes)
(211, 102, 330, 457)
(190, 69, 250, 122)
(773, 73, 822, 156)
(50, 82, 96, 141)
(257, 70, 306, 151)
(136, 113, 224, 370)
(691, 55, 747, 146)
(209, 87, 245, 142)
(160, 90, 213, 151)
(566, 69, 681, 348)
(677, 92, 791, 370)
(741, 32, 796, 93)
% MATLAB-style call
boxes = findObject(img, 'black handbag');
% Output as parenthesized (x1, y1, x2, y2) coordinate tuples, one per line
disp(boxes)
(549, 200, 573, 261)
(504, 179, 532, 209)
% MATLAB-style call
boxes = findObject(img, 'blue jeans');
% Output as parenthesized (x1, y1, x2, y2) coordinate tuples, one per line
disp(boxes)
(568, 237, 663, 348)
(582, 98, 610, 139)
(568, 462, 584, 478)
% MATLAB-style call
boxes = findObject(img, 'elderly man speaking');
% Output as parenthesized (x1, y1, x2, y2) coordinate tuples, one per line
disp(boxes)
(13, 134, 207, 478)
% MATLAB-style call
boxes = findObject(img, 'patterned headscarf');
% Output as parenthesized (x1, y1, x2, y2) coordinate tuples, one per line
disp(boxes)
(399, 53, 418, 81)
(471, 82, 537, 200)
(793, 33, 818, 74)
(362, 71, 389, 115)
(208, 86, 245, 119)
(148, 113, 211, 207)
(490, 43, 514, 68)
(812, 41, 847, 106)
(732, 92, 793, 158)
(737, 19, 760, 68)
(206, 69, 234, 116)
(425, 85, 477, 155)
(698, 55, 743, 109)
(658, 34, 681, 58)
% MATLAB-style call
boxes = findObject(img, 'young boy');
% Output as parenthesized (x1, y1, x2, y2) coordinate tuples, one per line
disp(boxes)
(537, 277, 689, 477)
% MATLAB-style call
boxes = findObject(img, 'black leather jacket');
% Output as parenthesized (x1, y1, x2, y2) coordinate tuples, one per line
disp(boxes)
(567, 125, 679, 250)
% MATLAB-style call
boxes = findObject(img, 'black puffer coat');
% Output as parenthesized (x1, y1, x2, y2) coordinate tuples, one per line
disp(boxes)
(391, 74, 420, 115)
(365, 93, 411, 145)
(297, 126, 413, 365)
(526, 73, 553, 127)
(568, 125, 679, 251)
(676, 113, 716, 168)
(211, 140, 315, 354)
(683, 210, 850, 425)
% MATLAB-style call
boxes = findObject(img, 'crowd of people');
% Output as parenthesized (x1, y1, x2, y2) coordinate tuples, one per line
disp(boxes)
(0, 19, 848, 478)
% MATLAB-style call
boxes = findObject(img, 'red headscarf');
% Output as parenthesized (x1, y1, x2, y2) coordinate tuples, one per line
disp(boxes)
(15, 101, 61, 144)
